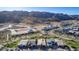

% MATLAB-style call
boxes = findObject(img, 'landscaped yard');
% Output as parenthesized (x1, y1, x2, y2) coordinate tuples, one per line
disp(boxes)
(51, 32, 79, 49)
(64, 40, 79, 48)
(4, 40, 20, 48)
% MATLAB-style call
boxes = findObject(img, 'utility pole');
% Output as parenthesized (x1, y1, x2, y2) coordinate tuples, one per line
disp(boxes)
(7, 34, 9, 41)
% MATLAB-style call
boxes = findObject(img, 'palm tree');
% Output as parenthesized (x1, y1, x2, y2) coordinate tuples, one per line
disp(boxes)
(35, 39, 38, 46)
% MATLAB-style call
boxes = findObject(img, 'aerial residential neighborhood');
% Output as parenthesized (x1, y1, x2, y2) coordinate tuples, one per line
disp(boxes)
(0, 7, 79, 51)
(0, 20, 78, 51)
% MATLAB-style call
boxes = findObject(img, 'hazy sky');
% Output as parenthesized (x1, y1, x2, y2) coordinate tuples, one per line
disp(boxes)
(0, 7, 79, 15)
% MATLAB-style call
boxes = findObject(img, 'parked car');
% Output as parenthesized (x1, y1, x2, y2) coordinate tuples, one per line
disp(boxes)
(47, 40, 58, 49)
(18, 44, 27, 49)
(27, 40, 37, 50)
(39, 44, 47, 50)
(58, 45, 71, 51)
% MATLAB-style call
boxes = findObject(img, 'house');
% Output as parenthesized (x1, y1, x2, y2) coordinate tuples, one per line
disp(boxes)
(67, 30, 75, 34)
(18, 40, 28, 45)
(37, 39, 47, 46)
(18, 40, 28, 49)
(42, 24, 53, 31)
(74, 31, 79, 36)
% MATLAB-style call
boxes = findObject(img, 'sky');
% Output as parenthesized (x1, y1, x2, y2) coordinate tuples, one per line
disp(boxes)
(0, 7, 79, 15)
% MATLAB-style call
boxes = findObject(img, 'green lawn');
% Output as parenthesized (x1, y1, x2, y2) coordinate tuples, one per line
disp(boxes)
(26, 33, 59, 39)
(54, 32, 79, 48)
(64, 40, 79, 48)
(4, 40, 20, 48)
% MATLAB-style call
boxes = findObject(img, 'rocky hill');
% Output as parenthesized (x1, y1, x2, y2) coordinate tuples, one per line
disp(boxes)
(0, 11, 79, 23)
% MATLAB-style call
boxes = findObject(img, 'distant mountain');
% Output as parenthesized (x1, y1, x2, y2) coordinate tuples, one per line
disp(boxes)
(0, 11, 79, 23)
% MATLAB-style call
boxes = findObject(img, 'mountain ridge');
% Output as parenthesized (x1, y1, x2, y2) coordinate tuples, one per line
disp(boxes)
(0, 11, 79, 23)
